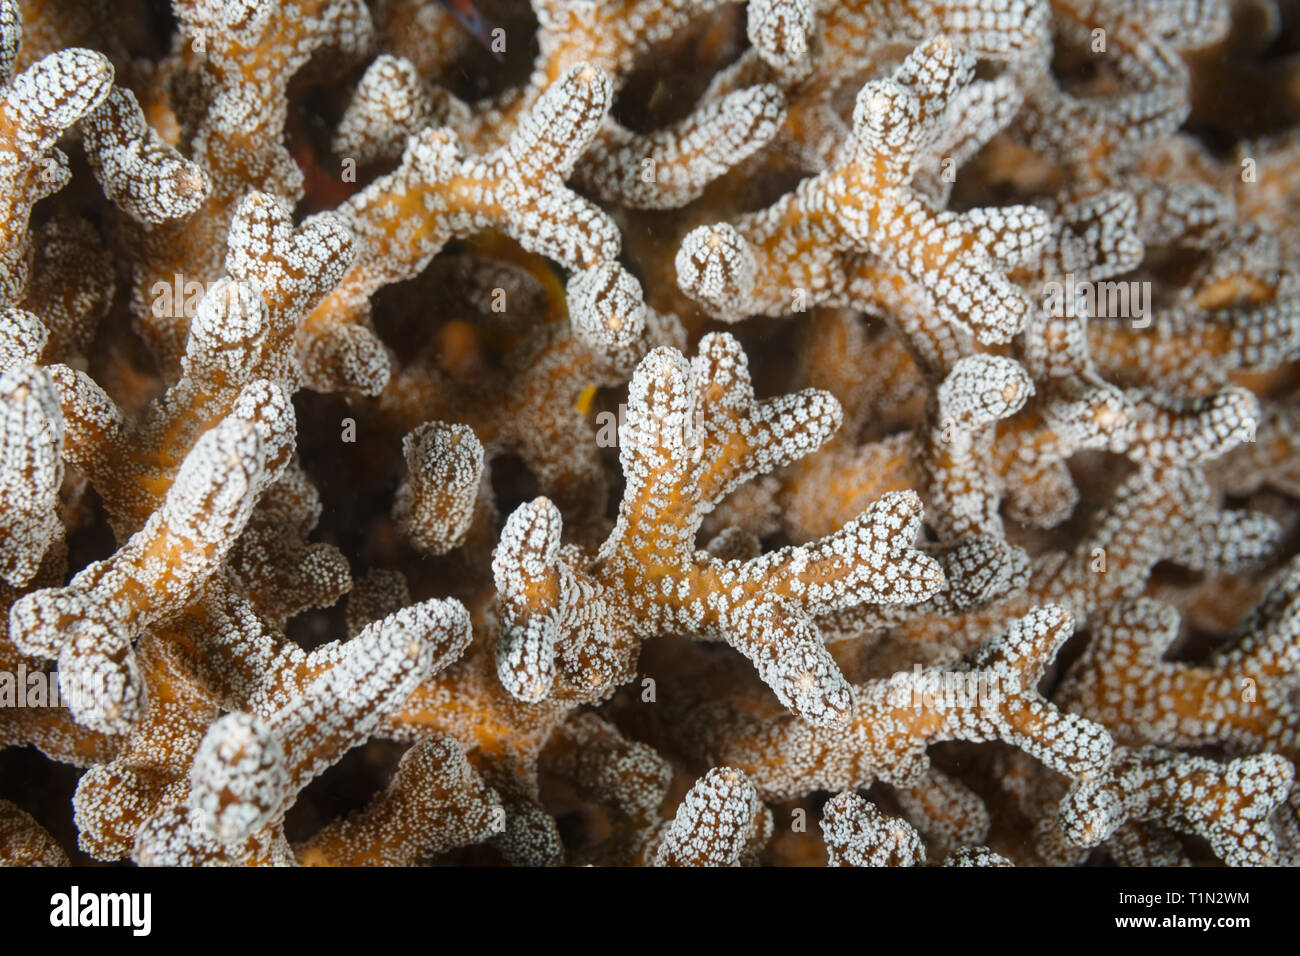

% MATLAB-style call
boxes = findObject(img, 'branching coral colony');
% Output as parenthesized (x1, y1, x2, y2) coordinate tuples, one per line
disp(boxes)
(0, 0, 1299, 869)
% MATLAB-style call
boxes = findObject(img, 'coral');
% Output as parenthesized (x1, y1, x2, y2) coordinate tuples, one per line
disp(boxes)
(1, 0, 1299, 871)
(820, 789, 1012, 866)
(678, 37, 1051, 346)
(666, 606, 1114, 801)
(1056, 746, 1293, 867)
(0, 798, 67, 865)
(488, 331, 942, 724)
